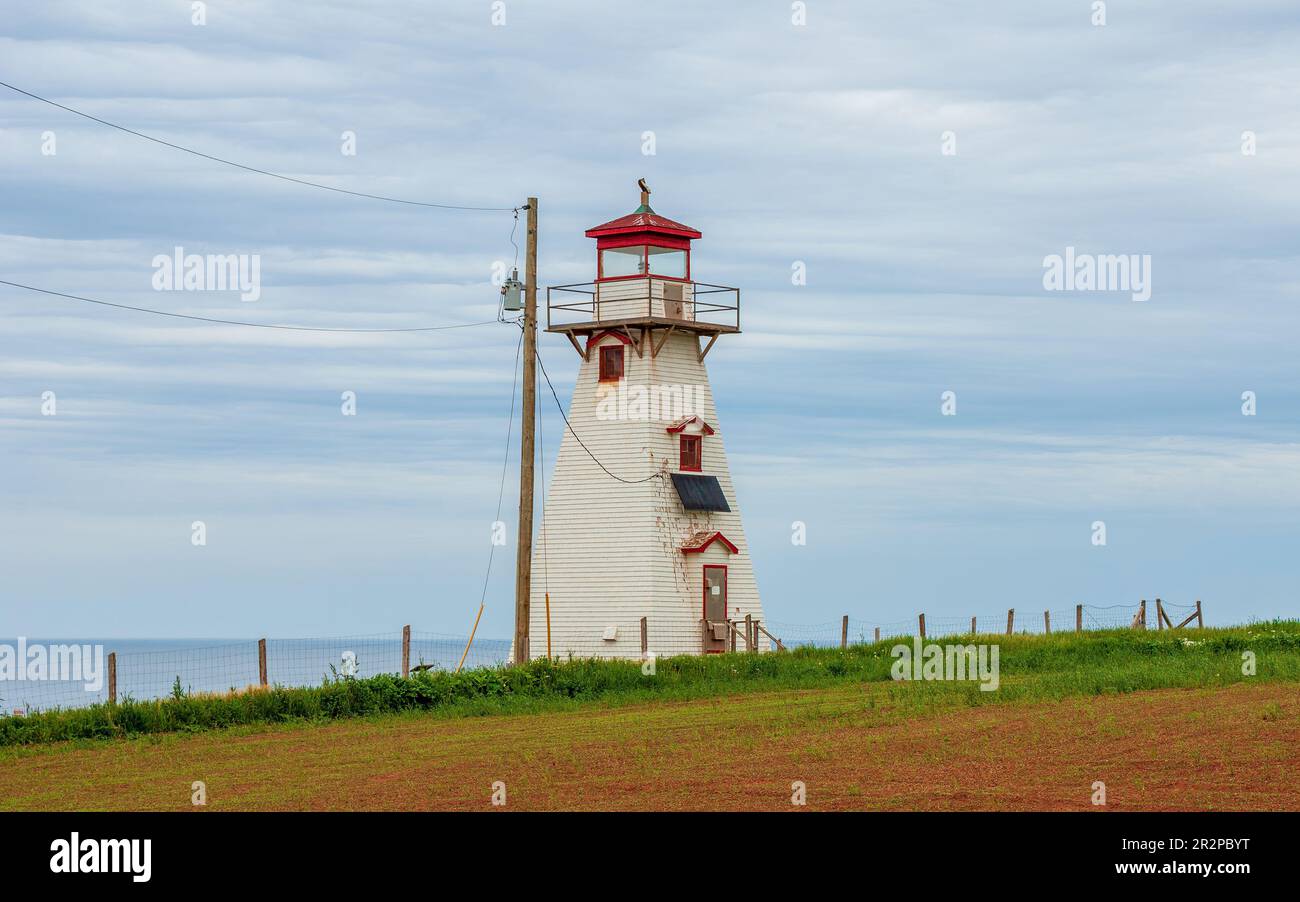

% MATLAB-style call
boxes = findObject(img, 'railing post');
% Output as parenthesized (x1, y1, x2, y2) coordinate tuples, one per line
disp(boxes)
(841, 615, 849, 649)
(1006, 608, 1015, 636)
(918, 613, 926, 639)
(107, 651, 117, 705)
(258, 638, 267, 687)
(745, 614, 753, 651)
(640, 616, 648, 658)
(402, 625, 411, 678)
(1076, 604, 1083, 633)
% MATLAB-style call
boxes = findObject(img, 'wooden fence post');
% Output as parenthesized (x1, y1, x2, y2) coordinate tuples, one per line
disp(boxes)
(1196, 599, 1203, 628)
(401, 625, 411, 678)
(971, 616, 977, 634)
(841, 615, 849, 649)
(874, 626, 880, 642)
(1076, 604, 1083, 634)
(1155, 599, 1163, 630)
(918, 613, 926, 639)
(1006, 609, 1015, 636)
(640, 616, 648, 657)
(1043, 611, 1051, 634)
(107, 651, 117, 705)
(258, 638, 267, 687)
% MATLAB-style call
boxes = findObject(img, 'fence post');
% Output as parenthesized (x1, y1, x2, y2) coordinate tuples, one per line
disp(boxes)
(401, 625, 411, 678)
(1076, 604, 1083, 634)
(640, 616, 648, 658)
(258, 638, 267, 687)
(841, 615, 849, 649)
(746, 614, 754, 652)
(1195, 599, 1203, 628)
(971, 616, 976, 634)
(107, 651, 117, 704)
(1155, 599, 1164, 630)
(1044, 611, 1051, 634)
(874, 626, 880, 642)
(1006, 609, 1015, 636)
(1135, 599, 1146, 629)
(918, 613, 926, 639)
(729, 620, 736, 653)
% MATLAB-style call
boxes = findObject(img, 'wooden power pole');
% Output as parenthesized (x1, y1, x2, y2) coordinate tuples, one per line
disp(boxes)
(513, 197, 539, 664)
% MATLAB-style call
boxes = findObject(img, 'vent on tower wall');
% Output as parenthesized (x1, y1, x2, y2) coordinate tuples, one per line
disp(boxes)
(670, 473, 731, 512)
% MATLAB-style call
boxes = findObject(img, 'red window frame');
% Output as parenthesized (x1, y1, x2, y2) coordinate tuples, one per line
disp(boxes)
(679, 434, 702, 472)
(595, 235, 691, 283)
(598, 345, 624, 382)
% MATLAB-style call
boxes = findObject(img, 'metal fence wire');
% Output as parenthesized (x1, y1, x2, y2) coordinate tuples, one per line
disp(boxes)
(0, 600, 1204, 715)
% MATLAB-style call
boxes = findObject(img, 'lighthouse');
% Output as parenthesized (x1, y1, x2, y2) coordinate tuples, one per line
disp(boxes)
(528, 182, 766, 660)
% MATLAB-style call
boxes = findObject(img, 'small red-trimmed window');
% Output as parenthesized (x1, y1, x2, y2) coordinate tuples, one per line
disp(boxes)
(679, 434, 702, 472)
(598, 345, 624, 382)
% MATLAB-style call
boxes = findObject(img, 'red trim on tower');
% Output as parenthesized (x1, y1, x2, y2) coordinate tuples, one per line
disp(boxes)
(585, 329, 633, 351)
(666, 415, 715, 435)
(681, 531, 739, 555)
(596, 234, 692, 251)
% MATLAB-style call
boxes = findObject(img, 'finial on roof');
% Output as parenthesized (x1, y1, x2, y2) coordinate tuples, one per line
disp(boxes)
(637, 177, 652, 211)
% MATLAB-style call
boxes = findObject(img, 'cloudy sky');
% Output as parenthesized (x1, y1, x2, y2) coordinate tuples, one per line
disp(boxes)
(2, 1, 1297, 639)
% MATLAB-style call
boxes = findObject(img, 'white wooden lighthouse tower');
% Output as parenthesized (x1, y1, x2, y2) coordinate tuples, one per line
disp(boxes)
(528, 183, 766, 660)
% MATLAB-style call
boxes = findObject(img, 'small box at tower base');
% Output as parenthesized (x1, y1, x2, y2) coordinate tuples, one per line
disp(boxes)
(521, 182, 767, 663)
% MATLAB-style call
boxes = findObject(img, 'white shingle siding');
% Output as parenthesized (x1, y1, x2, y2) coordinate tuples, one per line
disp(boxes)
(594, 278, 695, 321)
(527, 327, 765, 660)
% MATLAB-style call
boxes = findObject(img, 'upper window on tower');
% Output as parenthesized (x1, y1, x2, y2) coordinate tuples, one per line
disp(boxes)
(600, 246, 644, 279)
(598, 345, 624, 382)
(647, 246, 687, 279)
(597, 244, 690, 280)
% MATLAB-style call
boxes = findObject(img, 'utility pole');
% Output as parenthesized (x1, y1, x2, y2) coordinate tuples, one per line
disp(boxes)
(513, 197, 538, 664)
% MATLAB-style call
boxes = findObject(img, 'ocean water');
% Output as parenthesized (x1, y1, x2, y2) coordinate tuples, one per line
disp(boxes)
(0, 634, 511, 716)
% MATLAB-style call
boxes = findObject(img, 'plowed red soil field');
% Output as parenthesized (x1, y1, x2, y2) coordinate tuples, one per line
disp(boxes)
(2, 681, 1296, 810)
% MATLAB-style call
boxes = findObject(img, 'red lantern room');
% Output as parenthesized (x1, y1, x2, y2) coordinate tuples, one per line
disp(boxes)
(585, 181, 701, 283)
(546, 180, 739, 352)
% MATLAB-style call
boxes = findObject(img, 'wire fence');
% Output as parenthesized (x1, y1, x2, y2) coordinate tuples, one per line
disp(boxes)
(0, 600, 1204, 716)
(772, 600, 1203, 647)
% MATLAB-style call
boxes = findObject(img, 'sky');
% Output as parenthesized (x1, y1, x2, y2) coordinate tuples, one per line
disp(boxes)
(1, 1, 1297, 639)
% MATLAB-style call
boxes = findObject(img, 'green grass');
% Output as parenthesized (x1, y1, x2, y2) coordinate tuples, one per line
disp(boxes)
(3, 621, 1298, 748)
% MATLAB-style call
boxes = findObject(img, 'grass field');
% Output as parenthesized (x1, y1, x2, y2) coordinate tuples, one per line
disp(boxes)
(2, 624, 1298, 811)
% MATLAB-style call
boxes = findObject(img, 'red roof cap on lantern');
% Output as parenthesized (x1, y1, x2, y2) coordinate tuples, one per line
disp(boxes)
(585, 180, 701, 241)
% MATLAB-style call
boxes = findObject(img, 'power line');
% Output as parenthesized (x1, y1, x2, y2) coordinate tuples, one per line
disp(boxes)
(479, 327, 524, 605)
(0, 278, 498, 333)
(535, 344, 661, 484)
(0, 80, 517, 213)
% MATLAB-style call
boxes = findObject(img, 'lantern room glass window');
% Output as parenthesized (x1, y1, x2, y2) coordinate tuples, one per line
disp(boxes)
(647, 246, 687, 279)
(600, 246, 644, 278)
(598, 244, 690, 280)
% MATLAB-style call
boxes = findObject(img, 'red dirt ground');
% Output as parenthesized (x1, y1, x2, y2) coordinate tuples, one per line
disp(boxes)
(1, 681, 1296, 811)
